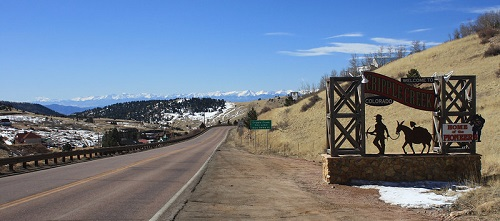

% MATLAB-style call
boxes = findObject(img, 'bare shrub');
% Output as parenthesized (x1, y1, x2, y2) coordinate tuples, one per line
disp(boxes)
(484, 44, 500, 57)
(397, 72, 406, 78)
(259, 106, 271, 115)
(275, 119, 289, 130)
(477, 28, 499, 44)
(301, 94, 322, 112)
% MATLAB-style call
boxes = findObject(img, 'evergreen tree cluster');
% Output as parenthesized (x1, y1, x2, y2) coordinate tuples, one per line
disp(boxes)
(101, 128, 140, 147)
(101, 128, 120, 147)
(73, 98, 225, 123)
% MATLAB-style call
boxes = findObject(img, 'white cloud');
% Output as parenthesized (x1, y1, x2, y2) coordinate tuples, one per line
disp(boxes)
(264, 32, 294, 36)
(279, 42, 380, 57)
(408, 28, 431, 33)
(424, 41, 442, 46)
(372, 37, 442, 47)
(469, 5, 500, 14)
(424, 0, 452, 4)
(326, 33, 363, 39)
(371, 37, 413, 46)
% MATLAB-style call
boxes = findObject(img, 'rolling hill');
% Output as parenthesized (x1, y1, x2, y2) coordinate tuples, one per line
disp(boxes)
(0, 101, 64, 117)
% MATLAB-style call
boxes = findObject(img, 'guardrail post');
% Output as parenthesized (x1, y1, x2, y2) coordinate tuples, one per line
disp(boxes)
(9, 164, 14, 171)
(54, 157, 58, 164)
(35, 160, 39, 167)
(45, 159, 49, 165)
(23, 162, 27, 169)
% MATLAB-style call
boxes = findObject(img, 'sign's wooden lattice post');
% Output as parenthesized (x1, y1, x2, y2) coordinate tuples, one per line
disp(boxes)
(326, 76, 365, 156)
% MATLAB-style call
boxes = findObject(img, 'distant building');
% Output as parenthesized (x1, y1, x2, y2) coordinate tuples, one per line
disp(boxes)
(357, 57, 399, 74)
(372, 57, 398, 68)
(140, 130, 165, 140)
(15, 132, 42, 144)
(290, 92, 300, 101)
(1, 119, 12, 126)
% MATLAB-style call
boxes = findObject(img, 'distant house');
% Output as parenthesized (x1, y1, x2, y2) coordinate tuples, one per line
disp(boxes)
(357, 65, 371, 73)
(140, 130, 165, 140)
(372, 57, 398, 68)
(15, 132, 42, 144)
(289, 92, 299, 101)
(1, 119, 12, 126)
(357, 57, 399, 74)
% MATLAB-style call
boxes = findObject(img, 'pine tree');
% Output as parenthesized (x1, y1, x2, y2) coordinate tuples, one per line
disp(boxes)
(407, 69, 421, 78)
(102, 128, 120, 147)
(284, 96, 295, 106)
(244, 107, 258, 129)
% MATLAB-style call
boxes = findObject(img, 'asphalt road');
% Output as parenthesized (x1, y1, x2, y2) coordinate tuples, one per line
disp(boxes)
(0, 126, 231, 221)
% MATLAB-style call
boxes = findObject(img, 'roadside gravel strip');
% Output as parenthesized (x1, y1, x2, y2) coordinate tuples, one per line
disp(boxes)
(151, 128, 230, 221)
(169, 138, 445, 220)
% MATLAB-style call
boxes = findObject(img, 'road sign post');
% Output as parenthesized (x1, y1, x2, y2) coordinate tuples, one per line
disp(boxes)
(250, 120, 272, 130)
(250, 120, 271, 149)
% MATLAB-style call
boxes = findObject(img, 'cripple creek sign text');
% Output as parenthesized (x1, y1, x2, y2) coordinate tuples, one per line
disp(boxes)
(364, 71, 435, 111)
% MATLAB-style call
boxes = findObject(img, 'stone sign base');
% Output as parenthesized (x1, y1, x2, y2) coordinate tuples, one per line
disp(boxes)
(322, 154, 481, 184)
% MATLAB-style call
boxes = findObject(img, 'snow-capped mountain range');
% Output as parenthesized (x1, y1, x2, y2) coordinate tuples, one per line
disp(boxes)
(36, 90, 293, 115)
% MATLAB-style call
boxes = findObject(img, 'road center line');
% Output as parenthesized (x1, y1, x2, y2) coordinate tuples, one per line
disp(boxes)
(0, 146, 191, 211)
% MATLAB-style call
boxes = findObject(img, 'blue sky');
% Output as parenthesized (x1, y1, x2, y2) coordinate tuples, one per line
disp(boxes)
(1, 0, 499, 102)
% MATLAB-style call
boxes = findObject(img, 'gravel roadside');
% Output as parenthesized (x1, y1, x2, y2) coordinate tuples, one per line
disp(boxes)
(168, 140, 446, 221)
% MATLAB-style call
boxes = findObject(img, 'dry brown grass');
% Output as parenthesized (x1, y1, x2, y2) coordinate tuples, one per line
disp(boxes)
(452, 177, 500, 220)
(230, 34, 499, 218)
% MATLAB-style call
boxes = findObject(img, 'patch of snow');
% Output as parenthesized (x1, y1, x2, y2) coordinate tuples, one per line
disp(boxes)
(0, 115, 99, 148)
(352, 180, 477, 209)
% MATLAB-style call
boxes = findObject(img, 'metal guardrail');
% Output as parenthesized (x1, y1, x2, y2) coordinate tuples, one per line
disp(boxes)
(0, 127, 220, 173)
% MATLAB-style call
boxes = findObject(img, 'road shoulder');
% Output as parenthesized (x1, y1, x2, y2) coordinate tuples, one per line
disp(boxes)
(173, 141, 445, 220)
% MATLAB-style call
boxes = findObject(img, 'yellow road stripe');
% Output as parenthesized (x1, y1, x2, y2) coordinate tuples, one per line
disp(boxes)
(1, 147, 188, 209)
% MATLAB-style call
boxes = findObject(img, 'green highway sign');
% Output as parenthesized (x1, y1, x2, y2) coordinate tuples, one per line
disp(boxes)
(250, 120, 272, 130)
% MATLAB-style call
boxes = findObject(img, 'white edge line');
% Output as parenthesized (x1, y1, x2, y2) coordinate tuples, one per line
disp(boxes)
(149, 128, 230, 221)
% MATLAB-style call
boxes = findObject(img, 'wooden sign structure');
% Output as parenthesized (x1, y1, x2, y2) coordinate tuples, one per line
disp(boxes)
(326, 72, 477, 156)
(326, 76, 366, 156)
(432, 75, 476, 154)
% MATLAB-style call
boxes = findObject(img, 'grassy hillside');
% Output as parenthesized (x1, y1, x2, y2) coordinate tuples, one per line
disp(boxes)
(232, 34, 499, 175)
(226, 33, 500, 218)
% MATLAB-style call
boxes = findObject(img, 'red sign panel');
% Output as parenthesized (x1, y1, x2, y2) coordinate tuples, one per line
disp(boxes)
(363, 72, 436, 111)
(442, 123, 476, 142)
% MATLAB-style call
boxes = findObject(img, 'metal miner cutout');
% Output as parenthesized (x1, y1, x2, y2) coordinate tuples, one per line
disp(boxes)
(467, 114, 485, 142)
(367, 114, 390, 155)
(395, 121, 432, 154)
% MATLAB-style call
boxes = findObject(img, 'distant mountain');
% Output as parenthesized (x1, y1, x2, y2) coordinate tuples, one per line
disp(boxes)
(35, 90, 293, 108)
(43, 104, 95, 115)
(0, 101, 64, 117)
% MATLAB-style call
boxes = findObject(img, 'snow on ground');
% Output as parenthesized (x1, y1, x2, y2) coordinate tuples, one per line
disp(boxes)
(1, 115, 98, 148)
(161, 102, 240, 126)
(352, 180, 477, 209)
(0, 103, 240, 148)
